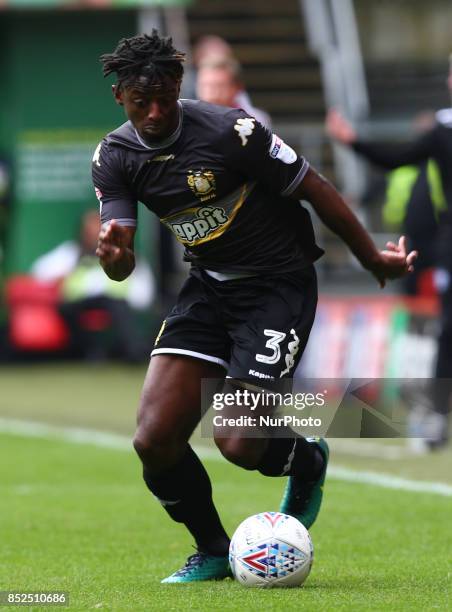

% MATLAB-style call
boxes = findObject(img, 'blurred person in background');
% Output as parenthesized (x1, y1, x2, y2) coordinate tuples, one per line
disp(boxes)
(326, 109, 444, 296)
(326, 109, 447, 296)
(181, 35, 236, 101)
(326, 58, 452, 449)
(196, 55, 272, 129)
(193, 34, 271, 128)
(32, 209, 154, 362)
(93, 31, 416, 583)
(192, 34, 235, 69)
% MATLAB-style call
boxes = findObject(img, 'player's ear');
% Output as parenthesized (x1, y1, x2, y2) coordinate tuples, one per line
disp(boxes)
(112, 84, 124, 106)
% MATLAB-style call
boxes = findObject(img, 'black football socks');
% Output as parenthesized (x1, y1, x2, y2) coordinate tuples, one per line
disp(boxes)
(143, 445, 230, 557)
(257, 436, 324, 481)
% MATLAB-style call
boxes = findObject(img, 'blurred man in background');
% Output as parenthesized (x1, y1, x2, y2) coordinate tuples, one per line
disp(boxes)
(326, 57, 452, 449)
(196, 55, 272, 129)
(326, 109, 444, 296)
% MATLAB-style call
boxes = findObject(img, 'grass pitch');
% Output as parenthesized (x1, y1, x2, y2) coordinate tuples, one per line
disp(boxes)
(0, 364, 451, 611)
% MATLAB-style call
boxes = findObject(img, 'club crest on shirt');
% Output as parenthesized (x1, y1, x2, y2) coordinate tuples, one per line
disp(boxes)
(187, 169, 216, 202)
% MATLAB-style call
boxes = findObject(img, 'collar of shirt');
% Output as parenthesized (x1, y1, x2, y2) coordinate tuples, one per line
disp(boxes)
(133, 100, 184, 150)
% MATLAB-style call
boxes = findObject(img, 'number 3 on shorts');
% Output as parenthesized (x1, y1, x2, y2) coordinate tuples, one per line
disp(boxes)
(255, 329, 287, 364)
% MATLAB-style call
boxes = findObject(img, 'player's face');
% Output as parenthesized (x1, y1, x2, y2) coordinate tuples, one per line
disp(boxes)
(118, 78, 180, 143)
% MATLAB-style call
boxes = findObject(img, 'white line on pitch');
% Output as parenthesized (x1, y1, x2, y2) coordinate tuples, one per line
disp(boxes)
(0, 417, 451, 497)
(327, 439, 408, 459)
(0, 417, 132, 450)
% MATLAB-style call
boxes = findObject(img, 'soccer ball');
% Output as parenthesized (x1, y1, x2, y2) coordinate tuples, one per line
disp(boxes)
(229, 512, 313, 588)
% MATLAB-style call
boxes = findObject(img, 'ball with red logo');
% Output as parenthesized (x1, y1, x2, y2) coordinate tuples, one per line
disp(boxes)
(229, 512, 313, 588)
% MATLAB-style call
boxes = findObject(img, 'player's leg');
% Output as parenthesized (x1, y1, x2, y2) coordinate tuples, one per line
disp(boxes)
(212, 266, 329, 529)
(134, 270, 234, 582)
(134, 354, 231, 582)
(214, 391, 328, 530)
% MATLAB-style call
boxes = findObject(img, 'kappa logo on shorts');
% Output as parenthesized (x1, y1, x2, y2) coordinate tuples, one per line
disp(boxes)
(248, 369, 275, 380)
(280, 329, 300, 377)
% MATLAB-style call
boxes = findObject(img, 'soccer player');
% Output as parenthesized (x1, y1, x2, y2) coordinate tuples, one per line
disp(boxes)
(93, 31, 416, 583)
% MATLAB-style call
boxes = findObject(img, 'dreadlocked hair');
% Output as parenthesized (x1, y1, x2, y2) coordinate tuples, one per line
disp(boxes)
(100, 30, 185, 90)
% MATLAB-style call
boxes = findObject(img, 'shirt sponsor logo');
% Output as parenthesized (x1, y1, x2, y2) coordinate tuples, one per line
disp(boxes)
(162, 183, 251, 246)
(170, 206, 228, 245)
(234, 117, 256, 146)
(187, 169, 216, 202)
(269, 134, 297, 164)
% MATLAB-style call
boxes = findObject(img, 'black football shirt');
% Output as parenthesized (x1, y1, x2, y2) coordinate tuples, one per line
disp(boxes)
(92, 99, 323, 274)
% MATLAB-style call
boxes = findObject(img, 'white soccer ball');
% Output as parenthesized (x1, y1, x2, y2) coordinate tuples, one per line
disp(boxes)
(229, 512, 313, 588)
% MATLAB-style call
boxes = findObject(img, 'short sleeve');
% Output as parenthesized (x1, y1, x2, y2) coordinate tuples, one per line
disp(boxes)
(219, 110, 309, 197)
(91, 140, 137, 227)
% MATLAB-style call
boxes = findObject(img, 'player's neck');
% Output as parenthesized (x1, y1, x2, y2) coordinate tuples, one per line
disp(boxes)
(136, 102, 182, 149)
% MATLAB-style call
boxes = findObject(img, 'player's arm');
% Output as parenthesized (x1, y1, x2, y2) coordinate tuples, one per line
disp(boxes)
(92, 140, 138, 281)
(96, 220, 136, 281)
(291, 168, 417, 287)
(326, 108, 435, 168)
(219, 110, 416, 285)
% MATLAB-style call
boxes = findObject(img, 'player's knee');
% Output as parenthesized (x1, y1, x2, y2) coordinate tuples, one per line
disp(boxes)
(214, 436, 258, 470)
(133, 424, 181, 471)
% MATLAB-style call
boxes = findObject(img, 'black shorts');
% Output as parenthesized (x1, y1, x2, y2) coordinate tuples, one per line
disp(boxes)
(151, 266, 317, 381)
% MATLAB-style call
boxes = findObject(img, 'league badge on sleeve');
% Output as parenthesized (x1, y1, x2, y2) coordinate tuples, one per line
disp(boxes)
(269, 134, 297, 164)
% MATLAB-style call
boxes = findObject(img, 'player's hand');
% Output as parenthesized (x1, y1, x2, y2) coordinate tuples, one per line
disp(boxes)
(370, 236, 418, 288)
(325, 109, 357, 145)
(96, 220, 131, 265)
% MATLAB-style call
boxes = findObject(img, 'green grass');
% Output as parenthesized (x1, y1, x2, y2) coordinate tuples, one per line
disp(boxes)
(1, 433, 450, 611)
(0, 364, 451, 610)
(1, 363, 451, 483)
